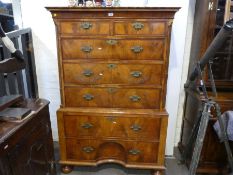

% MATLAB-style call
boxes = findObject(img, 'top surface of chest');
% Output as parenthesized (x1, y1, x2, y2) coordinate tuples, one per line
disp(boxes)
(47, 7, 179, 19)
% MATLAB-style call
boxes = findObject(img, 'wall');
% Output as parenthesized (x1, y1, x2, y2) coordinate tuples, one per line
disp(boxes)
(16, 0, 193, 156)
(174, 0, 196, 146)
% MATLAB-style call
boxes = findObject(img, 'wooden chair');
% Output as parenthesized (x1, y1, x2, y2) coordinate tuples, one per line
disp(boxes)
(0, 28, 38, 98)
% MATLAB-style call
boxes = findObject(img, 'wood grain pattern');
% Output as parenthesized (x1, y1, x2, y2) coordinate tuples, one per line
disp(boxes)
(61, 38, 165, 60)
(114, 20, 166, 36)
(63, 62, 163, 85)
(47, 7, 178, 174)
(64, 87, 161, 109)
(60, 20, 110, 35)
(63, 114, 162, 140)
(64, 138, 159, 164)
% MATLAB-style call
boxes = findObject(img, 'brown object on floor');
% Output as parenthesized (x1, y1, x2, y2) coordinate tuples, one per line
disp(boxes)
(47, 7, 179, 175)
(0, 98, 56, 175)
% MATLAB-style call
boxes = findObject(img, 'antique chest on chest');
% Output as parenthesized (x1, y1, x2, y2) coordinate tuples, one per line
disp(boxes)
(47, 7, 178, 174)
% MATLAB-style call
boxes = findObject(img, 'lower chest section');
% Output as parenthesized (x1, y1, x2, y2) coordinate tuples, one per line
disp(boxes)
(57, 109, 168, 167)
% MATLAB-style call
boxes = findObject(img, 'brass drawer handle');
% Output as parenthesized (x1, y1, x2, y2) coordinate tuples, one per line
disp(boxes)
(130, 124, 142, 131)
(82, 146, 94, 153)
(108, 64, 117, 69)
(83, 70, 93, 77)
(131, 71, 142, 78)
(81, 123, 93, 129)
(81, 46, 93, 53)
(80, 22, 93, 30)
(106, 39, 118, 45)
(131, 46, 143, 53)
(83, 94, 94, 101)
(132, 22, 144, 30)
(129, 149, 141, 155)
(130, 95, 141, 102)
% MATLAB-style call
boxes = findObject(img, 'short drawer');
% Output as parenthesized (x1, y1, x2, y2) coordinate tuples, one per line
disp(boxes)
(64, 138, 159, 164)
(64, 87, 161, 109)
(63, 114, 162, 140)
(63, 62, 163, 85)
(114, 20, 166, 36)
(60, 21, 110, 35)
(61, 38, 165, 60)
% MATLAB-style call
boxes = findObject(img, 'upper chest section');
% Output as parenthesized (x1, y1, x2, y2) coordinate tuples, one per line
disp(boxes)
(47, 7, 179, 37)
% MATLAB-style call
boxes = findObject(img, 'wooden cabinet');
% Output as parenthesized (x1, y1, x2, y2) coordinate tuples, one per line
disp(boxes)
(0, 99, 56, 175)
(179, 0, 233, 173)
(207, 0, 233, 88)
(47, 7, 178, 175)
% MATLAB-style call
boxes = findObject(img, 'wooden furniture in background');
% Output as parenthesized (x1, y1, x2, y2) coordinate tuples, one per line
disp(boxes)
(47, 7, 178, 175)
(0, 28, 38, 98)
(179, 0, 233, 173)
(0, 98, 56, 175)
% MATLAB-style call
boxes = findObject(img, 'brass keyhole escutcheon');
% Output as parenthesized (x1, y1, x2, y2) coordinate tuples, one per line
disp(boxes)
(108, 64, 117, 69)
(106, 39, 118, 45)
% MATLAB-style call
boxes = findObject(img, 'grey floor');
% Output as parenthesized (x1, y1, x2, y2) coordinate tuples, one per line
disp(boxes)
(54, 143, 189, 175)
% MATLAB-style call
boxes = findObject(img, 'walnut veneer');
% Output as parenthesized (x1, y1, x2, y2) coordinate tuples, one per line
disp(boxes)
(47, 7, 178, 175)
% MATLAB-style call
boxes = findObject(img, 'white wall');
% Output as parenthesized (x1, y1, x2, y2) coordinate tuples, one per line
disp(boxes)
(174, 0, 196, 146)
(17, 0, 194, 156)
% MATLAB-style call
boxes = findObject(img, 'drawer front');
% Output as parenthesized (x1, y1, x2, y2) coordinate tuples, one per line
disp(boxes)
(60, 21, 110, 35)
(112, 63, 162, 85)
(114, 21, 166, 36)
(63, 114, 161, 140)
(63, 63, 111, 85)
(66, 139, 99, 161)
(63, 62, 163, 85)
(61, 39, 112, 59)
(112, 88, 160, 109)
(65, 138, 159, 164)
(61, 39, 165, 60)
(64, 87, 161, 109)
(126, 141, 159, 164)
(64, 87, 111, 107)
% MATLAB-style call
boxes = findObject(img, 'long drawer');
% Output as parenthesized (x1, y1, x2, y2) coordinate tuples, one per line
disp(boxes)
(63, 114, 161, 141)
(63, 138, 159, 164)
(59, 20, 166, 36)
(61, 38, 165, 60)
(64, 87, 161, 109)
(63, 62, 163, 85)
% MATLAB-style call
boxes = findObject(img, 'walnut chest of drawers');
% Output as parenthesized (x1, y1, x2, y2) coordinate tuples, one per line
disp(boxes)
(47, 7, 178, 175)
